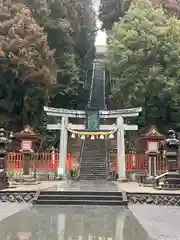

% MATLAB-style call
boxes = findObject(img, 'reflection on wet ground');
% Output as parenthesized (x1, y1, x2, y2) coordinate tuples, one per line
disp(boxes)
(0, 205, 151, 240)
(130, 205, 180, 240)
(44, 180, 119, 192)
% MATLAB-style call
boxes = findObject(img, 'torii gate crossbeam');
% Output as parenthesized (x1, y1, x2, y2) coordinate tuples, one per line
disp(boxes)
(44, 106, 142, 179)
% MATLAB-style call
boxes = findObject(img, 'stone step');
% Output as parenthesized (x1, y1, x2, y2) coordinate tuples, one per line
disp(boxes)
(35, 199, 125, 205)
(81, 160, 106, 162)
(80, 173, 107, 176)
(34, 189, 128, 206)
(81, 164, 106, 167)
(80, 168, 107, 171)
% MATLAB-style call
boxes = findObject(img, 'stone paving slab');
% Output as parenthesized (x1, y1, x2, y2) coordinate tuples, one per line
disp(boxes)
(0, 203, 30, 221)
(117, 182, 180, 194)
(0, 205, 150, 240)
(130, 205, 180, 240)
(1, 181, 61, 191)
(44, 180, 118, 192)
(3, 180, 180, 195)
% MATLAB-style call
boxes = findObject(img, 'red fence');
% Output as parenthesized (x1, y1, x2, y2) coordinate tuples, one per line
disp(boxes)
(7, 152, 72, 172)
(115, 154, 147, 172)
(116, 154, 167, 173)
(6, 152, 167, 173)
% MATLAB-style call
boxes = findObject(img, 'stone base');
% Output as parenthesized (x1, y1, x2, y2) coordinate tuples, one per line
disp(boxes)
(143, 176, 156, 186)
(156, 171, 180, 189)
(0, 171, 9, 190)
(0, 181, 9, 190)
(117, 178, 128, 182)
(14, 175, 37, 185)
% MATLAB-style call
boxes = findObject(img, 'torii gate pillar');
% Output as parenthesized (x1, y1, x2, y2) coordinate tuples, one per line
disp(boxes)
(117, 116, 126, 180)
(58, 116, 68, 176)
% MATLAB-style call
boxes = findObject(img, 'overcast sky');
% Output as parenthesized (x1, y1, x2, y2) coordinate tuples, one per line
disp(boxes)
(93, 0, 107, 46)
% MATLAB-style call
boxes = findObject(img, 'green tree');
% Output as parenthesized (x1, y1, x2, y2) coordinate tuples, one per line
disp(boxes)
(0, 0, 57, 133)
(0, 0, 96, 144)
(99, 0, 180, 30)
(107, 0, 180, 132)
(26, 0, 96, 109)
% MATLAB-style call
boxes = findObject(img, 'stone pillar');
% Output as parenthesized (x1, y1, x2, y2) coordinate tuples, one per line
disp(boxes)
(0, 128, 10, 189)
(117, 116, 126, 180)
(148, 155, 157, 176)
(63, 116, 68, 173)
(58, 116, 68, 176)
(154, 156, 157, 176)
(23, 153, 31, 175)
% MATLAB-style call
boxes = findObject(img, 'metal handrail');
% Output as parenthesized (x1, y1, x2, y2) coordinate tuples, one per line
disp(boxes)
(103, 69, 106, 108)
(105, 135, 109, 179)
(88, 62, 95, 107)
(79, 139, 85, 177)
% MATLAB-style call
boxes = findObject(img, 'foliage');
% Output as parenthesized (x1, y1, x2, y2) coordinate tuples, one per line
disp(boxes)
(107, 0, 180, 132)
(0, 0, 56, 85)
(99, 0, 180, 30)
(99, 0, 129, 30)
(26, 0, 96, 109)
(0, 0, 57, 134)
(0, 0, 95, 141)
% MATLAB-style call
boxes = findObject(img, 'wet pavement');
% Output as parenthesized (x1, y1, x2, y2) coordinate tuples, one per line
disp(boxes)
(0, 205, 151, 240)
(1, 181, 180, 239)
(0, 203, 30, 221)
(130, 205, 180, 240)
(44, 180, 119, 192)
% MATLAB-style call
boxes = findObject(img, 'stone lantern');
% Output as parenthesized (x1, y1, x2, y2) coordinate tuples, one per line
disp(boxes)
(0, 128, 13, 189)
(159, 129, 180, 188)
(14, 125, 38, 176)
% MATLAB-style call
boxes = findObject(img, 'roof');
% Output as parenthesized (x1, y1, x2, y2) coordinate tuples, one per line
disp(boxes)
(141, 125, 165, 139)
(14, 125, 38, 140)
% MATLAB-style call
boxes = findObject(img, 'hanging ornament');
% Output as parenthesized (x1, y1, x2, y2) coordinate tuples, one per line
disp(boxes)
(90, 135, 95, 140)
(81, 135, 85, 140)
(100, 135, 104, 139)
(71, 133, 75, 138)
(109, 133, 114, 139)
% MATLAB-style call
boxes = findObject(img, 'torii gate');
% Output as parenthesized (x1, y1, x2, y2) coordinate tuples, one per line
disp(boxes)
(44, 106, 142, 180)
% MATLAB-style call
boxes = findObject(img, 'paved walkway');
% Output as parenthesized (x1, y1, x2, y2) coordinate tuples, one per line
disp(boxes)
(116, 182, 180, 194)
(2, 180, 180, 194)
(0, 205, 149, 240)
(0, 203, 30, 221)
(44, 180, 118, 192)
(130, 205, 180, 240)
(1, 181, 59, 191)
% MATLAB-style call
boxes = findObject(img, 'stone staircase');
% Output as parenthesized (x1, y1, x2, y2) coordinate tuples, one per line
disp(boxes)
(89, 61, 105, 110)
(33, 190, 128, 206)
(80, 139, 107, 180)
(79, 60, 108, 180)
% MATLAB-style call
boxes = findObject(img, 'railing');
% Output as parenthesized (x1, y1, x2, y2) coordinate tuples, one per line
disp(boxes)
(115, 154, 167, 173)
(7, 152, 72, 172)
(115, 154, 148, 172)
(88, 62, 95, 108)
(6, 152, 167, 173)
